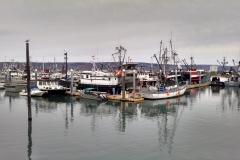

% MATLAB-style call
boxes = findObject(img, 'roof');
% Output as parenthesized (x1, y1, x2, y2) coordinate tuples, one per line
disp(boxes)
(30, 85, 39, 89)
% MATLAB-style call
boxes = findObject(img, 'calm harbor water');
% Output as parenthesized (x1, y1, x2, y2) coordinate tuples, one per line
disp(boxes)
(0, 87, 240, 160)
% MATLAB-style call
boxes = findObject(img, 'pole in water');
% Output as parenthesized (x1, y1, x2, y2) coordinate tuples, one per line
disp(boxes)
(121, 69, 126, 101)
(64, 52, 67, 80)
(190, 71, 192, 85)
(35, 69, 37, 85)
(199, 71, 201, 84)
(133, 69, 136, 97)
(26, 39, 32, 121)
(70, 69, 73, 96)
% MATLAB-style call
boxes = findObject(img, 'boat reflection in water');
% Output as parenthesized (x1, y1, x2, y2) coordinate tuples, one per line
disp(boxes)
(28, 93, 188, 153)
(210, 86, 225, 94)
(4, 91, 20, 98)
(216, 87, 240, 112)
(4, 91, 21, 109)
(138, 96, 188, 153)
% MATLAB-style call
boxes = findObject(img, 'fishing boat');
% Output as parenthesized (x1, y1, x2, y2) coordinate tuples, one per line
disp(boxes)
(210, 58, 240, 87)
(36, 80, 67, 96)
(19, 85, 46, 97)
(77, 47, 139, 94)
(4, 82, 27, 92)
(78, 88, 108, 100)
(181, 57, 206, 84)
(140, 80, 187, 100)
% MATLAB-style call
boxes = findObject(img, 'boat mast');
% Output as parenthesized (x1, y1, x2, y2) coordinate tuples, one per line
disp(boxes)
(92, 55, 96, 74)
(159, 40, 162, 66)
(163, 48, 168, 76)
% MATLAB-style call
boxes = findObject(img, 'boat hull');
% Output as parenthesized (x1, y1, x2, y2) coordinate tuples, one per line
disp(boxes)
(40, 89, 66, 96)
(19, 90, 45, 97)
(4, 83, 27, 92)
(140, 82, 187, 100)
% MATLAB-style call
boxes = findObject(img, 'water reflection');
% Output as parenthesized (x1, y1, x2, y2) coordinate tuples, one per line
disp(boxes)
(139, 96, 188, 153)
(210, 86, 225, 94)
(4, 91, 20, 109)
(117, 102, 138, 132)
(31, 97, 58, 113)
(216, 87, 240, 113)
(4, 91, 20, 98)
(0, 90, 5, 101)
(30, 94, 190, 152)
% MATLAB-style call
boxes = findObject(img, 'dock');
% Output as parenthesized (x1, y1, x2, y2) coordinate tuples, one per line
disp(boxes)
(186, 82, 210, 90)
(65, 91, 80, 96)
(107, 92, 144, 102)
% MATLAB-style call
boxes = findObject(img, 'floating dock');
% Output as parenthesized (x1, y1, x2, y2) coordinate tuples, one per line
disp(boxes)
(65, 91, 80, 96)
(107, 92, 144, 102)
(186, 82, 210, 90)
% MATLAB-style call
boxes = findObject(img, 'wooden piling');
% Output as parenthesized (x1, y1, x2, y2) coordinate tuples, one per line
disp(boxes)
(26, 40, 32, 121)
(64, 52, 67, 80)
(121, 69, 126, 101)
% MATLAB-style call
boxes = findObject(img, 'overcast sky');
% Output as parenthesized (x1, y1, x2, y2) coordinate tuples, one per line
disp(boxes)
(1, 0, 240, 65)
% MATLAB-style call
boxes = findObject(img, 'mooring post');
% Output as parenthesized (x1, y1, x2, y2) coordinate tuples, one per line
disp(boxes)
(26, 40, 32, 121)
(199, 71, 201, 84)
(121, 69, 126, 101)
(190, 71, 192, 85)
(8, 70, 11, 83)
(133, 69, 136, 97)
(64, 52, 67, 80)
(35, 69, 37, 85)
(70, 69, 73, 96)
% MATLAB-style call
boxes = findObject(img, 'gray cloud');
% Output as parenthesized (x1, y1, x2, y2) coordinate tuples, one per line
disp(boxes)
(0, 0, 240, 65)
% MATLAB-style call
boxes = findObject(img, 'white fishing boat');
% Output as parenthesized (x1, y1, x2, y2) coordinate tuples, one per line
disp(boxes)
(77, 48, 139, 94)
(140, 80, 187, 100)
(19, 85, 46, 97)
